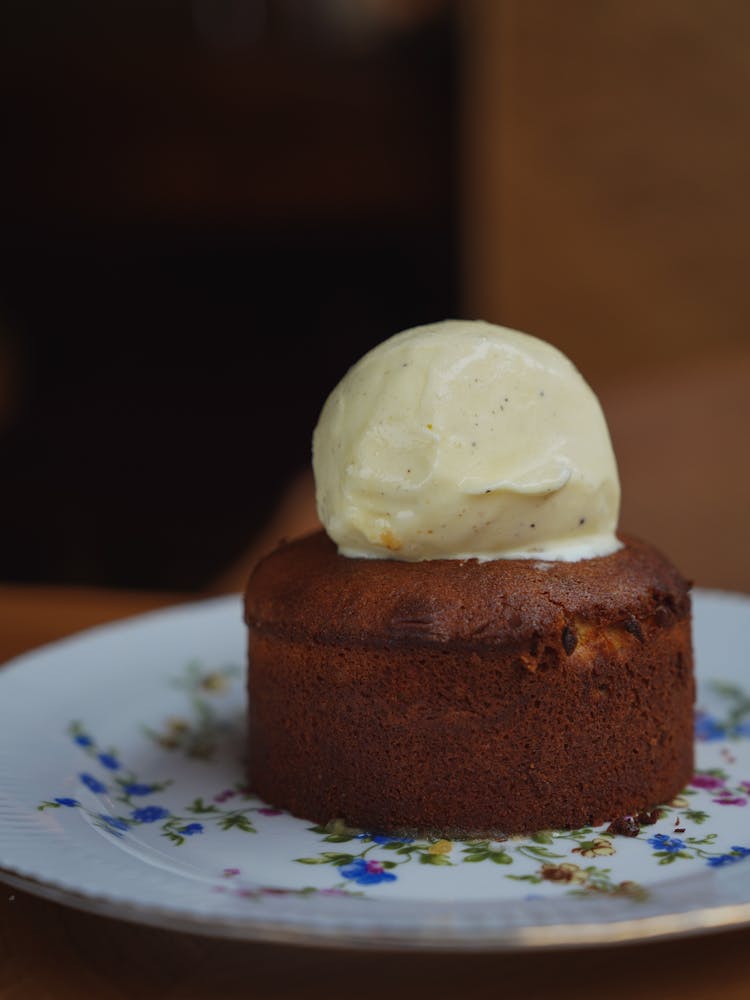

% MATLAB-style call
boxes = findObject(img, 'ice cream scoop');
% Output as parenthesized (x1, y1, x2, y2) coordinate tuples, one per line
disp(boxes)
(312, 319, 621, 562)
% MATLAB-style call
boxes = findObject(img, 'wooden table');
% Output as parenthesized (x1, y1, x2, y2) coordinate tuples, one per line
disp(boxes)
(0, 585, 749, 999)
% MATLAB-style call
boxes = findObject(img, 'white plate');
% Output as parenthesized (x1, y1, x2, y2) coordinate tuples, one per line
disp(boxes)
(1, 589, 749, 951)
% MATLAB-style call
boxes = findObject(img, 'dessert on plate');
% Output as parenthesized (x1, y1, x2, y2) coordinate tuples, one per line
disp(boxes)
(244, 320, 694, 837)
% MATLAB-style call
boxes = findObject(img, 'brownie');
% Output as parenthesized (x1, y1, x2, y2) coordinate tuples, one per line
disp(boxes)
(245, 530, 693, 837)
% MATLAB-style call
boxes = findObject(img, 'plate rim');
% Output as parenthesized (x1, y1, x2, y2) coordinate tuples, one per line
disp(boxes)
(3, 863, 750, 952)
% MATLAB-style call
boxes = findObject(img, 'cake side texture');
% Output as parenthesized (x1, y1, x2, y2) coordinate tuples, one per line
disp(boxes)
(245, 531, 693, 837)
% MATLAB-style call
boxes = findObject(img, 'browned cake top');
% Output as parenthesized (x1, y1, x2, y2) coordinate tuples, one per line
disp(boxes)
(244, 530, 691, 650)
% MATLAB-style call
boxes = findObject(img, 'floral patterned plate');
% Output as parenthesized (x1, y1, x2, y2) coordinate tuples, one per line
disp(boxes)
(1, 589, 749, 951)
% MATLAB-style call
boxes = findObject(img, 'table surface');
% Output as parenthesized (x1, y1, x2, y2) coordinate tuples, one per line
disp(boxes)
(0, 586, 749, 999)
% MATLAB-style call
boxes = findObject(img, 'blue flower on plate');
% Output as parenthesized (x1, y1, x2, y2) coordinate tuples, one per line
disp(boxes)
(340, 858, 397, 886)
(707, 848, 750, 868)
(123, 783, 154, 796)
(99, 814, 130, 832)
(694, 713, 725, 741)
(73, 734, 92, 747)
(80, 773, 107, 794)
(131, 806, 170, 823)
(647, 834, 686, 853)
(54, 797, 80, 807)
(98, 753, 121, 771)
(179, 823, 204, 836)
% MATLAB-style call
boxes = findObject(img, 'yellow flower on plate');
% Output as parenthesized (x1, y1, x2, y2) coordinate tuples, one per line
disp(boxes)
(200, 673, 228, 693)
(540, 863, 587, 884)
(572, 837, 616, 858)
(428, 840, 453, 855)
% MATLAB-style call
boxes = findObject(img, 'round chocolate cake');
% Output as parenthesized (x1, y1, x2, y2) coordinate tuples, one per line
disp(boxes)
(245, 530, 693, 837)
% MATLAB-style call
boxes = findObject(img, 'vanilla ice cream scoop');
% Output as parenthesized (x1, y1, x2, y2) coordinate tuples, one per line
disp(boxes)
(312, 320, 621, 562)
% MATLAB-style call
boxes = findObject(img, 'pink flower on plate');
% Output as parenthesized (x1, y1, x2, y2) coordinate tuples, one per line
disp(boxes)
(213, 789, 236, 803)
(740, 781, 750, 793)
(222, 867, 241, 877)
(712, 796, 747, 806)
(690, 774, 725, 790)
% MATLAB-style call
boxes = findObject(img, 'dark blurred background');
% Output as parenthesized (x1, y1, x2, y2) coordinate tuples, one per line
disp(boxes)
(0, 0, 458, 590)
(2, 1, 750, 595)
